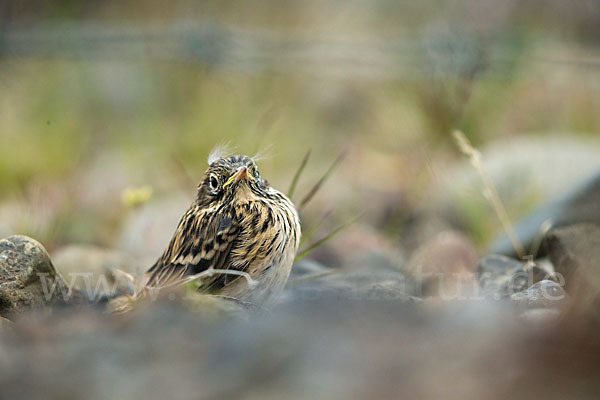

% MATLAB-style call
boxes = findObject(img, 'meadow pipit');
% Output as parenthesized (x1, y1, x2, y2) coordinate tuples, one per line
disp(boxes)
(146, 152, 301, 305)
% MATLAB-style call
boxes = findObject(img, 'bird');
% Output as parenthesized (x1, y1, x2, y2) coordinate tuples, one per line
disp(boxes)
(144, 151, 301, 306)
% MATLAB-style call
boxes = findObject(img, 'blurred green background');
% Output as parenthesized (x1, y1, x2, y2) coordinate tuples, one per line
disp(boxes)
(1, 0, 599, 257)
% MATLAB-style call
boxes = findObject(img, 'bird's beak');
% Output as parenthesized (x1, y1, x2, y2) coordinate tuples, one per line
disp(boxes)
(223, 166, 256, 188)
(232, 166, 250, 184)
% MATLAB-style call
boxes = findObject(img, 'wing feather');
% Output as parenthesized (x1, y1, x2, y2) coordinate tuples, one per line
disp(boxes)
(146, 205, 239, 289)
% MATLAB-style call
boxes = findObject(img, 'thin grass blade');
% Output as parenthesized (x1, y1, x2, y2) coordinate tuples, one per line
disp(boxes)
(295, 214, 361, 262)
(299, 150, 345, 210)
(299, 209, 334, 246)
(288, 149, 311, 199)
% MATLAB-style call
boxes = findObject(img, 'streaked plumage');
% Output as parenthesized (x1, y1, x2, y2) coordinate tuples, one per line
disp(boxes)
(146, 154, 301, 305)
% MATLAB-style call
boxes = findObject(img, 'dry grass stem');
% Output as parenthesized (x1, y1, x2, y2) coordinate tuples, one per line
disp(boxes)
(146, 267, 258, 293)
(452, 130, 526, 259)
(529, 219, 554, 259)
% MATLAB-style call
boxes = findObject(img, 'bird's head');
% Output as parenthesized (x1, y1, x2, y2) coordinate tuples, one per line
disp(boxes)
(197, 154, 269, 207)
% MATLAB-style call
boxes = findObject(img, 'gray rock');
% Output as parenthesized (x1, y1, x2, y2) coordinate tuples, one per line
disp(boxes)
(510, 280, 567, 309)
(544, 223, 600, 300)
(282, 258, 418, 303)
(477, 255, 550, 299)
(490, 170, 600, 257)
(0, 235, 70, 317)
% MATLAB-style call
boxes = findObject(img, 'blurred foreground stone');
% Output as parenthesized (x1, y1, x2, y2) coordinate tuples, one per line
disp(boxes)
(1, 295, 599, 400)
(0, 235, 71, 318)
(545, 224, 600, 306)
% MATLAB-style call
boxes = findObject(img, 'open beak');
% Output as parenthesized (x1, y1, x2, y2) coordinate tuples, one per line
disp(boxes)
(223, 166, 256, 188)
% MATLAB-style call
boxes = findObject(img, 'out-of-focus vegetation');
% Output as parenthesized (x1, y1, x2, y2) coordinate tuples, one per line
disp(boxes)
(1, 0, 599, 253)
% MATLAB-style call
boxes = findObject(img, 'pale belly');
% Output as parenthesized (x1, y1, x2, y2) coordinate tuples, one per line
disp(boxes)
(219, 234, 297, 306)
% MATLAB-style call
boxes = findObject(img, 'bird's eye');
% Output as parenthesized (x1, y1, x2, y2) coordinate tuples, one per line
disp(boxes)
(209, 175, 220, 192)
(248, 165, 258, 178)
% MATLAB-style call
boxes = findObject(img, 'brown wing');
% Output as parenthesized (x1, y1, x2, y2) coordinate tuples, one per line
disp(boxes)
(145, 205, 240, 290)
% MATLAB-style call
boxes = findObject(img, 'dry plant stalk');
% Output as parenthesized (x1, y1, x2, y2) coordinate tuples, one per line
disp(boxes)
(146, 268, 258, 292)
(106, 267, 259, 315)
(452, 130, 526, 259)
(529, 219, 554, 259)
